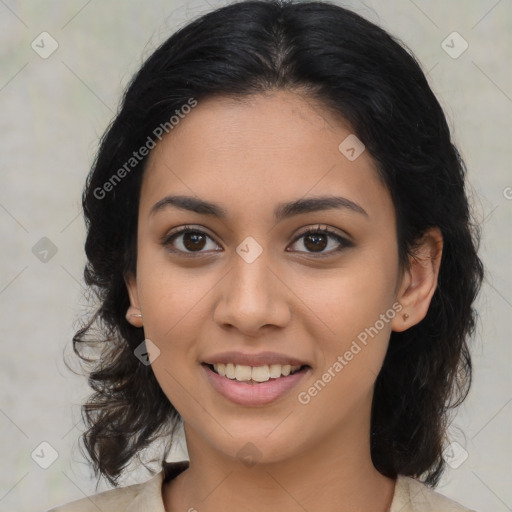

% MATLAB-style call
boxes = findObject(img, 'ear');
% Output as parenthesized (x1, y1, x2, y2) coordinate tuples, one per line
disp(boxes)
(125, 272, 143, 328)
(391, 227, 443, 332)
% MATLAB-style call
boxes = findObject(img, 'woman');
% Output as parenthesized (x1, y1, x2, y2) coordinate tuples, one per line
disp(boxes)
(47, 0, 484, 510)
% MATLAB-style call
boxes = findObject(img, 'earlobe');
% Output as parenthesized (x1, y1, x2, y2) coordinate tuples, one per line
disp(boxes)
(391, 227, 443, 332)
(125, 272, 143, 328)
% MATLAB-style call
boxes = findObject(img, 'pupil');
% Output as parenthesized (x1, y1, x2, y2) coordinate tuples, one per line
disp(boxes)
(184, 232, 206, 251)
(304, 233, 327, 252)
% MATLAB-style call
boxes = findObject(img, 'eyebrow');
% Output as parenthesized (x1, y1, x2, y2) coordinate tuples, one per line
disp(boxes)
(149, 194, 369, 221)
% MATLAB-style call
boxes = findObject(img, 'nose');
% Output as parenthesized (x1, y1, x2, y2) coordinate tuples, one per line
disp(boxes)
(212, 249, 292, 336)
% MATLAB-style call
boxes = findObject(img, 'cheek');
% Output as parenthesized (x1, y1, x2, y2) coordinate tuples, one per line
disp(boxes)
(290, 249, 398, 399)
(136, 264, 208, 413)
(136, 239, 219, 337)
(292, 260, 398, 342)
(138, 272, 209, 363)
(295, 272, 395, 422)
(133, 255, 207, 408)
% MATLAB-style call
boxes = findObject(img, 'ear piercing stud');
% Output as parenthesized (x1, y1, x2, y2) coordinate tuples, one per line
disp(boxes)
(403, 313, 409, 321)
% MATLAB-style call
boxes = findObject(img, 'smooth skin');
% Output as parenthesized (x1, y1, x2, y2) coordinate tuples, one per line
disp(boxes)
(125, 90, 443, 512)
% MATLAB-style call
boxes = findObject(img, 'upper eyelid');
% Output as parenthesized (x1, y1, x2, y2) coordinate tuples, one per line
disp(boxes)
(162, 224, 215, 243)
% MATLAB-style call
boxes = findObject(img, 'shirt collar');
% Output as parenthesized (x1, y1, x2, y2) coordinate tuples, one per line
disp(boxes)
(124, 461, 428, 512)
(125, 460, 189, 512)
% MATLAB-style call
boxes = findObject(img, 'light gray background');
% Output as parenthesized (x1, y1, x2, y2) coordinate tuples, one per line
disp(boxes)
(0, 1, 511, 511)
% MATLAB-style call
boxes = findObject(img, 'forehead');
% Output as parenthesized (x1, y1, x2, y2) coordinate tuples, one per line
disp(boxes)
(139, 91, 394, 226)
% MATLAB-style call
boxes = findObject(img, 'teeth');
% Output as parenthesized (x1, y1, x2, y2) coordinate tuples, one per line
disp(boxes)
(235, 364, 252, 381)
(269, 364, 282, 378)
(212, 363, 302, 382)
(225, 363, 235, 379)
(252, 365, 271, 382)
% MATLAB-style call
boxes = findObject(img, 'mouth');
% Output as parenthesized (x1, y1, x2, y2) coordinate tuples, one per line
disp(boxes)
(202, 362, 310, 384)
(201, 361, 311, 405)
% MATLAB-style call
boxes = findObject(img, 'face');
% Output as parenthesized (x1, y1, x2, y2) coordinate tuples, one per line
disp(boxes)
(125, 90, 425, 466)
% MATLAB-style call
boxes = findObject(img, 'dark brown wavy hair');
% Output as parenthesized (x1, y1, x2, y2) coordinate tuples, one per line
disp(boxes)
(69, 0, 484, 490)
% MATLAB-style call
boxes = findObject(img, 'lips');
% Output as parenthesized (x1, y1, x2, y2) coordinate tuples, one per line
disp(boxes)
(200, 350, 312, 405)
(202, 350, 310, 368)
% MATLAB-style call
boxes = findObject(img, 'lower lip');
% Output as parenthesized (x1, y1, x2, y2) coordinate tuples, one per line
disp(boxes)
(201, 364, 310, 406)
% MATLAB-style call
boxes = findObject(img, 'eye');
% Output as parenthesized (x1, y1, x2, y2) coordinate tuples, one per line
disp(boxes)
(287, 225, 353, 255)
(162, 225, 221, 255)
(162, 224, 353, 256)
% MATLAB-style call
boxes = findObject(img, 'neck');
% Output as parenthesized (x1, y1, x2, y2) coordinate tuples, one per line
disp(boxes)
(163, 421, 396, 512)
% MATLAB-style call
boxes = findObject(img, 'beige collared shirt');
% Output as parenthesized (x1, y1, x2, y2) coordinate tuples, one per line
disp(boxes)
(45, 460, 477, 512)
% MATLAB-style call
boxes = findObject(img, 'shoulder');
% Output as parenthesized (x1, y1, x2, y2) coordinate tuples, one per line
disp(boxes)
(43, 471, 166, 512)
(390, 474, 478, 512)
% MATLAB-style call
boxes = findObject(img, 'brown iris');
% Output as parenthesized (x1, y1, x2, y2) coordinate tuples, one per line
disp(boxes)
(303, 232, 328, 252)
(183, 231, 207, 251)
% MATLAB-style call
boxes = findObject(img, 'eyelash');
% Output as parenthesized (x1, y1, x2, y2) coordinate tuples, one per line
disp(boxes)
(161, 224, 353, 257)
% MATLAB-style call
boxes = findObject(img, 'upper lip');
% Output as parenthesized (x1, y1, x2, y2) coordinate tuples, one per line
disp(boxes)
(202, 351, 310, 367)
